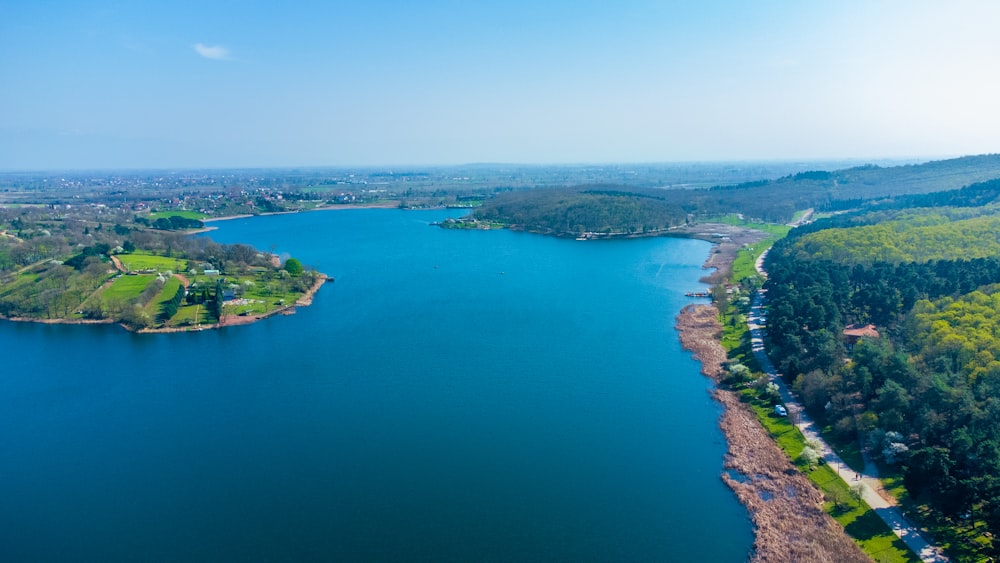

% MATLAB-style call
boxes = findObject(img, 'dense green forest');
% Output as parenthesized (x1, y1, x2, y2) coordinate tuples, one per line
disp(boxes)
(762, 194, 1000, 554)
(788, 208, 1000, 265)
(472, 187, 689, 236)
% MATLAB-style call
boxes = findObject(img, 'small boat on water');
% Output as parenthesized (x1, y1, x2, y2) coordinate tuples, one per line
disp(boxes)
(685, 291, 711, 298)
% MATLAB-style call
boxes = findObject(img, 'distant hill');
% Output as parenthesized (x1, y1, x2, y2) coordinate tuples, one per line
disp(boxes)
(472, 154, 1000, 234)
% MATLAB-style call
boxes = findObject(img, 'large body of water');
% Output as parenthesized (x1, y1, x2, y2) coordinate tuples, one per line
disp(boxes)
(0, 209, 751, 561)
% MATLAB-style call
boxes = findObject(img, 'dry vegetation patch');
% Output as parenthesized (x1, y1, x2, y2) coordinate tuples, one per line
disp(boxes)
(677, 304, 870, 563)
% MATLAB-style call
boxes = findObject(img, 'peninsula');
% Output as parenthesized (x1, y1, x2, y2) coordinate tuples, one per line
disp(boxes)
(0, 207, 327, 332)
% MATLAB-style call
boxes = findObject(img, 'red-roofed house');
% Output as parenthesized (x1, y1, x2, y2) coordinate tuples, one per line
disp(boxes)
(843, 323, 880, 347)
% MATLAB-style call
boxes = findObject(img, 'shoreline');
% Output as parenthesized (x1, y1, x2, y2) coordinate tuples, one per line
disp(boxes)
(676, 249, 869, 562)
(199, 201, 406, 224)
(185, 202, 410, 233)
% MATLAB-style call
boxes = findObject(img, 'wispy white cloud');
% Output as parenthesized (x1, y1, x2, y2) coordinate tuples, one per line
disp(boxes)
(193, 43, 231, 61)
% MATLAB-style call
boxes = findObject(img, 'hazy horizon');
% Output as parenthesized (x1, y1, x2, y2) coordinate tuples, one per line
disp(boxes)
(0, 156, 946, 175)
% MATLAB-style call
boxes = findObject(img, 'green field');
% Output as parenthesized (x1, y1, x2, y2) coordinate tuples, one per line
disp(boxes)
(101, 274, 157, 302)
(148, 276, 182, 317)
(147, 210, 209, 221)
(117, 252, 187, 272)
(170, 304, 205, 325)
(0, 269, 40, 298)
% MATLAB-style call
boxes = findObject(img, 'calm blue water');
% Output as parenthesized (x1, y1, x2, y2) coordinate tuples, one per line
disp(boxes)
(0, 209, 751, 561)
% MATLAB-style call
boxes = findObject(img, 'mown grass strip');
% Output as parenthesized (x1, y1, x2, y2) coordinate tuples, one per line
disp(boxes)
(116, 252, 186, 272)
(147, 210, 209, 221)
(147, 276, 182, 320)
(102, 274, 156, 302)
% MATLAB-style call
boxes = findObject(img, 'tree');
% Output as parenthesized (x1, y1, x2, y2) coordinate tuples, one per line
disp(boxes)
(793, 369, 832, 412)
(849, 483, 865, 506)
(799, 446, 821, 469)
(284, 257, 303, 276)
(159, 284, 185, 322)
(209, 280, 224, 321)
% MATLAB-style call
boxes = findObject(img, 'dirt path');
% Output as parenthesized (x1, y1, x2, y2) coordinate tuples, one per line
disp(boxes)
(109, 255, 126, 273)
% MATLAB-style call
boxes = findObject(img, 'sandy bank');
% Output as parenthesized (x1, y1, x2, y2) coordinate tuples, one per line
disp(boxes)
(202, 214, 254, 223)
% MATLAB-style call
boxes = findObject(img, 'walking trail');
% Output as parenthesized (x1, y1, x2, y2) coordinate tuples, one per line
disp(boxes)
(752, 250, 948, 563)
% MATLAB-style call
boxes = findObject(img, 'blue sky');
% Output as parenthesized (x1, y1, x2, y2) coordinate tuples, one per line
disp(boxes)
(2, 0, 1000, 170)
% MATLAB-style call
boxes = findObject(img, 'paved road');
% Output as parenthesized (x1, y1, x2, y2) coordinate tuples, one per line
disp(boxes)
(751, 252, 947, 562)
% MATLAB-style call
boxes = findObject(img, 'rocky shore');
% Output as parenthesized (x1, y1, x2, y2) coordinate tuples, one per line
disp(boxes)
(676, 293, 869, 559)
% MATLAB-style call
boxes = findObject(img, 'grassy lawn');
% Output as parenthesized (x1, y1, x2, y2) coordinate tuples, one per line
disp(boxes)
(747, 399, 807, 458)
(731, 243, 766, 282)
(0, 269, 40, 298)
(117, 252, 187, 272)
(147, 210, 209, 221)
(147, 276, 182, 320)
(819, 467, 916, 563)
(821, 425, 865, 471)
(170, 304, 205, 325)
(222, 299, 270, 317)
(102, 274, 156, 302)
(729, 224, 789, 283)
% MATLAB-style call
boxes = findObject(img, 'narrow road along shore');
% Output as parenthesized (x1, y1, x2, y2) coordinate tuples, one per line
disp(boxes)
(752, 252, 948, 562)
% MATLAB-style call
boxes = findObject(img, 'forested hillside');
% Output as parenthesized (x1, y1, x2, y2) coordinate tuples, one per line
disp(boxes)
(472, 154, 1000, 234)
(762, 197, 1000, 556)
(472, 187, 689, 236)
(789, 209, 1000, 265)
